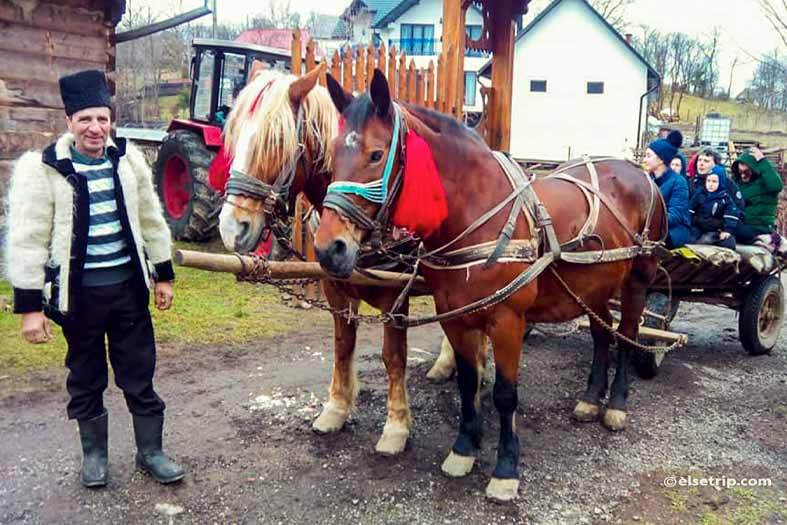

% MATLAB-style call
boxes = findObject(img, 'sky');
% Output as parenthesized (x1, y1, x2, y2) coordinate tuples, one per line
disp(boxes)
(129, 0, 785, 95)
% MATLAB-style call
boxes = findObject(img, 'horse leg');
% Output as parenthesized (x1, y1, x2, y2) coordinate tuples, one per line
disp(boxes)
(375, 298, 411, 456)
(485, 307, 525, 502)
(440, 325, 485, 478)
(313, 281, 360, 434)
(574, 305, 614, 422)
(427, 334, 489, 382)
(426, 335, 455, 381)
(604, 262, 653, 431)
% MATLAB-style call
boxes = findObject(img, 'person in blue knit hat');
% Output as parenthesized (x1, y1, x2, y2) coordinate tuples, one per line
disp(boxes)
(643, 130, 691, 248)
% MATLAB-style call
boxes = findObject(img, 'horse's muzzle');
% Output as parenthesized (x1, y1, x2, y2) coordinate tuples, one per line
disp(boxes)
(315, 238, 357, 279)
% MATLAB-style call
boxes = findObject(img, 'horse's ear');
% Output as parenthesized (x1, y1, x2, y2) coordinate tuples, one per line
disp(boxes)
(288, 63, 324, 107)
(326, 73, 353, 115)
(370, 69, 390, 117)
(248, 59, 265, 81)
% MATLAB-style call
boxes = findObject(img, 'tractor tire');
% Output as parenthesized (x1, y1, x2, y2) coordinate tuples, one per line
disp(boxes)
(739, 275, 784, 356)
(153, 130, 220, 241)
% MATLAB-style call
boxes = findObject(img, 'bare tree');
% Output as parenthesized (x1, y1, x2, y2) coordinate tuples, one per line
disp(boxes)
(590, 0, 635, 30)
(759, 0, 787, 48)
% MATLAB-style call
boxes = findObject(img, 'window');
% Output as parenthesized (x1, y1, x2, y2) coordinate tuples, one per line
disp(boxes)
(193, 50, 216, 121)
(587, 81, 604, 94)
(400, 24, 435, 55)
(218, 53, 246, 109)
(466, 25, 482, 41)
(464, 71, 477, 106)
(530, 80, 547, 92)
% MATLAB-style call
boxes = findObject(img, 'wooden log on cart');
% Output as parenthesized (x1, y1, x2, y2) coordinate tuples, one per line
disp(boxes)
(576, 319, 688, 346)
(175, 250, 428, 291)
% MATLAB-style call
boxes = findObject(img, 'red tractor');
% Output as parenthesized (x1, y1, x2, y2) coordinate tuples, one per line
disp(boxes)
(154, 38, 291, 240)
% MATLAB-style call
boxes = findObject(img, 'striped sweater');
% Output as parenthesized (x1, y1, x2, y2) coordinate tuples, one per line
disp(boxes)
(71, 147, 133, 280)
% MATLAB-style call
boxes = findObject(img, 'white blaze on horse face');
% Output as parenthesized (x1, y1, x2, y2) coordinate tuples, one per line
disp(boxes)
(232, 121, 257, 175)
(218, 200, 243, 252)
(345, 131, 360, 150)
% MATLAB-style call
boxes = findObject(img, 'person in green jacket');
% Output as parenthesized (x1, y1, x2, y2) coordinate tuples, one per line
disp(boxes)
(732, 147, 784, 245)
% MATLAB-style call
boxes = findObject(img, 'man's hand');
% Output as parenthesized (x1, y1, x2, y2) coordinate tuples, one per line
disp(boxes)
(719, 231, 731, 240)
(21, 312, 52, 344)
(750, 147, 765, 162)
(155, 281, 174, 310)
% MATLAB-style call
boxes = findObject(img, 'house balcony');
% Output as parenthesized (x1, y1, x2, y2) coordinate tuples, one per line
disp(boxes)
(387, 38, 490, 58)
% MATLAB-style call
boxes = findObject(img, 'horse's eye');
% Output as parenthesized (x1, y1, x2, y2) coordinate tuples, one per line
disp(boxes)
(369, 150, 384, 163)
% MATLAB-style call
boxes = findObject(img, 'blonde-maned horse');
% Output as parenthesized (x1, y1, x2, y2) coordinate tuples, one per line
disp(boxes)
(217, 65, 470, 455)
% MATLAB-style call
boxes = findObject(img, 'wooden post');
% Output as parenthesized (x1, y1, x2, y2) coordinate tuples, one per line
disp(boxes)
(357, 45, 366, 92)
(331, 50, 341, 85)
(406, 59, 416, 103)
(291, 29, 302, 76)
(378, 43, 388, 91)
(367, 43, 375, 82)
(387, 45, 397, 97)
(415, 68, 425, 107)
(305, 39, 316, 74)
(489, 0, 515, 151)
(427, 60, 435, 109)
(342, 46, 353, 91)
(398, 52, 407, 101)
(441, 0, 467, 118)
(436, 52, 445, 112)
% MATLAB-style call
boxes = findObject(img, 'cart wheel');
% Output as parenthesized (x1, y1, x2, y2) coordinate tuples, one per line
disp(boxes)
(739, 275, 784, 356)
(632, 293, 679, 379)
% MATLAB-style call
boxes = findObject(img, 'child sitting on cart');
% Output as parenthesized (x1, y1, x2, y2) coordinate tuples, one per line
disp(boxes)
(689, 171, 741, 250)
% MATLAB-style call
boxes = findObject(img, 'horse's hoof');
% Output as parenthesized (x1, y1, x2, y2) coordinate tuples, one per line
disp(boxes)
(573, 400, 600, 422)
(485, 477, 519, 502)
(441, 451, 475, 477)
(603, 408, 627, 431)
(375, 422, 409, 456)
(312, 403, 349, 434)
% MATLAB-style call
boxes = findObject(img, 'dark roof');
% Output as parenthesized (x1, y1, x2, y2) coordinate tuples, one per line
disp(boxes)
(478, 0, 659, 80)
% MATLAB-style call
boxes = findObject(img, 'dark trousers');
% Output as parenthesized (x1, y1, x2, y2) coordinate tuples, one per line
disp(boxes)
(62, 280, 165, 421)
(735, 222, 771, 244)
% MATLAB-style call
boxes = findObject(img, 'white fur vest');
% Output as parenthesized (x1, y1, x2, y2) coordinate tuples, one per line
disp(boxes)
(4, 133, 174, 318)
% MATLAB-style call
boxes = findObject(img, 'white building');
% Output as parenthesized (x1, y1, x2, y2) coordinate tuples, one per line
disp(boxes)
(333, 0, 498, 112)
(480, 0, 660, 162)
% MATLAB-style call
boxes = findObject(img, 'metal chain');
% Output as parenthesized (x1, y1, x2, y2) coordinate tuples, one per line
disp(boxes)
(547, 267, 683, 354)
(235, 253, 393, 325)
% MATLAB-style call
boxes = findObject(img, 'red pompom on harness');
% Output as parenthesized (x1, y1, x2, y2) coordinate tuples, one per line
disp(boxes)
(391, 130, 448, 239)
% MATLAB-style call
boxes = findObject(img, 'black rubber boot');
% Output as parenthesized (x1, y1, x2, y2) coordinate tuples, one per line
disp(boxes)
(77, 412, 109, 488)
(132, 415, 185, 484)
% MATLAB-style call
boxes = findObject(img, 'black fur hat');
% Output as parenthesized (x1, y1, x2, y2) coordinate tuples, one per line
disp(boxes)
(59, 70, 112, 116)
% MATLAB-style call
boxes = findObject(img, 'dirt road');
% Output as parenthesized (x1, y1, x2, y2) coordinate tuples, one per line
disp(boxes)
(1, 302, 785, 524)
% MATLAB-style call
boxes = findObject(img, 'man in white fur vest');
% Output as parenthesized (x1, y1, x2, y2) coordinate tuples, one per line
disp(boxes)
(4, 70, 185, 487)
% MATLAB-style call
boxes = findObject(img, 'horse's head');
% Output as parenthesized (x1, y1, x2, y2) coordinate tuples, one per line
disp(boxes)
(314, 69, 404, 278)
(218, 65, 335, 257)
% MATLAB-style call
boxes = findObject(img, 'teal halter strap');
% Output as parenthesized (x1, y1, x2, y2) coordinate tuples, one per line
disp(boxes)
(326, 105, 401, 204)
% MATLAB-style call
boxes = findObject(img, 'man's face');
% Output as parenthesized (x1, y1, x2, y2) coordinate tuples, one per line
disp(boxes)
(697, 154, 715, 175)
(738, 164, 752, 182)
(67, 107, 111, 157)
(705, 174, 720, 193)
(644, 148, 663, 173)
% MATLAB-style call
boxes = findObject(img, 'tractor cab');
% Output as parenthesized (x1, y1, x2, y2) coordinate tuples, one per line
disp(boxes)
(189, 38, 292, 127)
(154, 39, 292, 242)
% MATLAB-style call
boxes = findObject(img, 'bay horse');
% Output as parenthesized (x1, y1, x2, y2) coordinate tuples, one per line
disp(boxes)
(314, 69, 666, 501)
(215, 65, 479, 456)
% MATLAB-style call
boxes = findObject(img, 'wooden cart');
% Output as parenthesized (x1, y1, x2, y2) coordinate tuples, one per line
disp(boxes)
(632, 244, 786, 378)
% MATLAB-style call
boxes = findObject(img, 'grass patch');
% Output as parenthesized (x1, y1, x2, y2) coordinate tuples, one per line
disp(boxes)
(0, 243, 323, 376)
(676, 94, 787, 134)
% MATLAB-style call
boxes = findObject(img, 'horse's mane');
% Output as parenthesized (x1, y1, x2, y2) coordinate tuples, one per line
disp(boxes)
(223, 69, 337, 181)
(402, 103, 487, 147)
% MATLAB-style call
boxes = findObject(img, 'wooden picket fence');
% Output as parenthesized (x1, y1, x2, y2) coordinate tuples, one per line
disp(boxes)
(291, 29, 461, 116)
